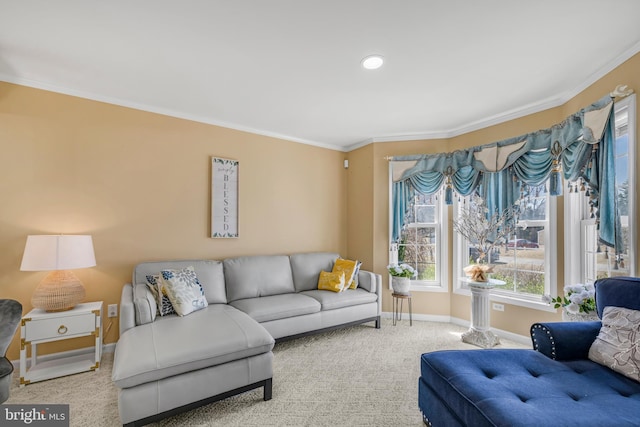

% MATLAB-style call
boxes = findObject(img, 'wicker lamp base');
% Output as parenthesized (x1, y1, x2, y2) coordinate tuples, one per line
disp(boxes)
(31, 270, 86, 312)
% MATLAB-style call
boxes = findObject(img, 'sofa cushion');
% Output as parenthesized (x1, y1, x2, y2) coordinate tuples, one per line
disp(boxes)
(290, 252, 339, 292)
(134, 260, 227, 304)
(229, 293, 321, 323)
(420, 349, 640, 427)
(224, 255, 295, 302)
(301, 288, 378, 311)
(589, 306, 640, 382)
(112, 304, 274, 389)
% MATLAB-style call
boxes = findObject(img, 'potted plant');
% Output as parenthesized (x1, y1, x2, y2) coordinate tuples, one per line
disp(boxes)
(543, 283, 598, 321)
(387, 263, 416, 295)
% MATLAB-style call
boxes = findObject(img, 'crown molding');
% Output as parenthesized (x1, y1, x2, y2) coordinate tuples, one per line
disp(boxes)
(355, 39, 640, 150)
(0, 74, 346, 152)
(3, 38, 639, 155)
(344, 92, 564, 150)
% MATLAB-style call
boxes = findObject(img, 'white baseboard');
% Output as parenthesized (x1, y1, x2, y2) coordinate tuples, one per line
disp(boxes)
(381, 311, 531, 346)
(11, 342, 116, 371)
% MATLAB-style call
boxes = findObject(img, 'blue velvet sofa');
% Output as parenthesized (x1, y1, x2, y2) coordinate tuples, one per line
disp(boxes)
(419, 277, 640, 426)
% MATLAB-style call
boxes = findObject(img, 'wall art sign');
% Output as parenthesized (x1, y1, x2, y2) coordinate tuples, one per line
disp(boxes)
(211, 157, 239, 238)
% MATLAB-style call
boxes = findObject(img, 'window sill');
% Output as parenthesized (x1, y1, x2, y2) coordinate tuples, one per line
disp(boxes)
(389, 282, 448, 293)
(453, 287, 557, 312)
(410, 284, 448, 293)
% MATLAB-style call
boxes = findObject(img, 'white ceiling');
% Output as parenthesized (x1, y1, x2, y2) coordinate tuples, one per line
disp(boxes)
(1, 1, 640, 152)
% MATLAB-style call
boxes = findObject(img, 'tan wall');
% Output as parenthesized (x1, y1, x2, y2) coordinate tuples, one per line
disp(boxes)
(346, 145, 374, 270)
(2, 52, 638, 360)
(350, 51, 640, 337)
(0, 83, 348, 360)
(374, 141, 456, 315)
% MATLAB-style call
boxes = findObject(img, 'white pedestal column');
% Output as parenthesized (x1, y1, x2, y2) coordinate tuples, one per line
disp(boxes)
(460, 278, 503, 348)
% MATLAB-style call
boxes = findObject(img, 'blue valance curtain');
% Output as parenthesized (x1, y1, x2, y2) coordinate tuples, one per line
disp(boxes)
(391, 94, 622, 253)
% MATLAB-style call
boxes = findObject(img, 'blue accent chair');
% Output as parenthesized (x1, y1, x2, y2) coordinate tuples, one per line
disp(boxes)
(418, 277, 640, 426)
(0, 299, 22, 403)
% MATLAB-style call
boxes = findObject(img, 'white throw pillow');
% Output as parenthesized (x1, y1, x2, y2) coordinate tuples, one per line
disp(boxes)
(588, 306, 640, 382)
(160, 266, 208, 316)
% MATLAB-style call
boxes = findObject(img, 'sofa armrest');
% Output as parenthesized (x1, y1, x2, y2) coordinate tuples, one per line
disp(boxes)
(358, 270, 382, 317)
(530, 321, 601, 360)
(357, 270, 378, 294)
(132, 283, 157, 326)
(119, 284, 136, 337)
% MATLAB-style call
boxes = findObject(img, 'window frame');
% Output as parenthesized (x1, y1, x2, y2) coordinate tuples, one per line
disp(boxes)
(453, 189, 557, 312)
(388, 163, 448, 293)
(564, 94, 636, 286)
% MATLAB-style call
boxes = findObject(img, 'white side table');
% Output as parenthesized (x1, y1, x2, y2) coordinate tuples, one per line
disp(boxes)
(459, 278, 504, 348)
(19, 301, 103, 386)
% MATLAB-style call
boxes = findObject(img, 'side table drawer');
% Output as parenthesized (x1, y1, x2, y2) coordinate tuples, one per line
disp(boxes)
(24, 313, 96, 342)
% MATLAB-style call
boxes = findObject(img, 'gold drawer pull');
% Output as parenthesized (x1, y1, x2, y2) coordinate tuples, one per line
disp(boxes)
(57, 325, 68, 335)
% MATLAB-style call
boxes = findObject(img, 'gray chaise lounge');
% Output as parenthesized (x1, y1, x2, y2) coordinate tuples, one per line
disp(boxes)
(112, 252, 381, 426)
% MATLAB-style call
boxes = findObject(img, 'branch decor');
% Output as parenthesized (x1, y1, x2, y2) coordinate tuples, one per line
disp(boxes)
(453, 194, 519, 281)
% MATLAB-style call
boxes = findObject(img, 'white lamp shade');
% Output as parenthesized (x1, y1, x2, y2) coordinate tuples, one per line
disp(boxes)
(20, 235, 96, 271)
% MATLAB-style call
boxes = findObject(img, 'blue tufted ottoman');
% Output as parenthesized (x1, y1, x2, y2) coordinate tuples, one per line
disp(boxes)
(419, 349, 640, 427)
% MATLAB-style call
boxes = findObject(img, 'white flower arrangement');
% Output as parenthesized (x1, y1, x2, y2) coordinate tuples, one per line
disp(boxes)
(542, 283, 596, 314)
(387, 263, 416, 278)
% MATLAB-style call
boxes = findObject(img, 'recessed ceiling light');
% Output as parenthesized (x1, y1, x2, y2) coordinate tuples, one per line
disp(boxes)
(361, 55, 384, 70)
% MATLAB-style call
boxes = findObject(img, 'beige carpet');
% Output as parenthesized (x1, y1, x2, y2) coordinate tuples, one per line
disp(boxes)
(7, 319, 530, 426)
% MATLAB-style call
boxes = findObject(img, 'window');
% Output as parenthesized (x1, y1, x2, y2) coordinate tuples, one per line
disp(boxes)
(492, 185, 553, 299)
(389, 192, 448, 292)
(454, 185, 556, 310)
(565, 95, 636, 285)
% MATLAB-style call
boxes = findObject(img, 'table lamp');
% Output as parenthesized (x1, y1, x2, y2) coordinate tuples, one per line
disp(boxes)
(20, 235, 96, 312)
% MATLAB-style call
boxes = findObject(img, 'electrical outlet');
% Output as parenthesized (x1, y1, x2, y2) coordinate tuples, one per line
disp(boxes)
(492, 303, 504, 312)
(108, 304, 118, 318)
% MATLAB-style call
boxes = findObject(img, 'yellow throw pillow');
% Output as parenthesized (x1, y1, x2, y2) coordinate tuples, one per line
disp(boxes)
(332, 258, 358, 291)
(318, 270, 345, 293)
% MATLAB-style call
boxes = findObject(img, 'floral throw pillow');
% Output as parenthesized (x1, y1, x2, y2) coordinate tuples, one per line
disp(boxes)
(347, 261, 362, 290)
(145, 274, 176, 316)
(588, 306, 640, 382)
(160, 266, 208, 317)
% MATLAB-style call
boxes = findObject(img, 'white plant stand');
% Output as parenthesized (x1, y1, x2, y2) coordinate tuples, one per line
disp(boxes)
(460, 278, 504, 348)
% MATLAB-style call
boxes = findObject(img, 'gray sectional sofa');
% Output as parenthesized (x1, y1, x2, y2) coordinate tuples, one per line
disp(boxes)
(112, 252, 381, 426)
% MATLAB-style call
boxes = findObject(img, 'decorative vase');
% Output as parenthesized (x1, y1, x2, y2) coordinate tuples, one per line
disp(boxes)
(391, 276, 411, 295)
(463, 264, 494, 282)
(562, 310, 600, 322)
